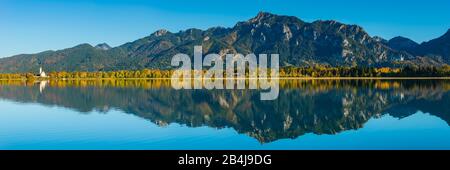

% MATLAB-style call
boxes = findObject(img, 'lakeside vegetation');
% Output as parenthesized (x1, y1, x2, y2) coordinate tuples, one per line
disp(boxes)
(2, 66, 450, 80)
(3, 77, 450, 91)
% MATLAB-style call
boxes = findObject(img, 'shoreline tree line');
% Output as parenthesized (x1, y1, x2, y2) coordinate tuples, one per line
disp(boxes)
(2, 66, 450, 80)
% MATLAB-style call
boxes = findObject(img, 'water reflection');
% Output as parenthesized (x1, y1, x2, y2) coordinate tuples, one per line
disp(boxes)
(0, 79, 449, 143)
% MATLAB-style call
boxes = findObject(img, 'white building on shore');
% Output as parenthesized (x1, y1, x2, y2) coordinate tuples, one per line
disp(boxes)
(38, 67, 47, 77)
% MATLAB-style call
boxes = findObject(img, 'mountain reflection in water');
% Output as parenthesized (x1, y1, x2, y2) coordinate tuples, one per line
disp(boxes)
(0, 79, 449, 143)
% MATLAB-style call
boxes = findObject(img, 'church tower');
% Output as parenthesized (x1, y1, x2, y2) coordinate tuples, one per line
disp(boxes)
(39, 67, 46, 77)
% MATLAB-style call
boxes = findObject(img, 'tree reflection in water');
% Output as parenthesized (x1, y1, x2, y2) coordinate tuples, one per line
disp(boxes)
(0, 79, 449, 143)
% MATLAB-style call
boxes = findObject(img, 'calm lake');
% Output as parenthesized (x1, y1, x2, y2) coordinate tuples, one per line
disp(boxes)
(1, 79, 450, 150)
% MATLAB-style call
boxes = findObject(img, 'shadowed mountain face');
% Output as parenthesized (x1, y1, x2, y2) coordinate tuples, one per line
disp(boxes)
(387, 36, 420, 53)
(1, 79, 449, 143)
(385, 30, 450, 63)
(416, 29, 450, 61)
(2, 12, 449, 73)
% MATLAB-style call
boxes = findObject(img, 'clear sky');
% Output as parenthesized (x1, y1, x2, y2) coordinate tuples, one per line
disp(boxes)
(1, 0, 449, 58)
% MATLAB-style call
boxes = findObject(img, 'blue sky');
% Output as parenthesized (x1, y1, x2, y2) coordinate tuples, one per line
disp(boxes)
(1, 0, 449, 58)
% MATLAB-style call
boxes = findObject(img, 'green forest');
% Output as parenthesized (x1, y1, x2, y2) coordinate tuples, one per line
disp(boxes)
(2, 66, 450, 80)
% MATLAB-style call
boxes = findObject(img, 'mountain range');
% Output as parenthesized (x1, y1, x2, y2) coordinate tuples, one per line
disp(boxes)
(1, 12, 449, 73)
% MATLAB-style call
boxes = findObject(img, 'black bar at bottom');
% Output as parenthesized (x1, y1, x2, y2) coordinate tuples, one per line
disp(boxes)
(0, 150, 447, 168)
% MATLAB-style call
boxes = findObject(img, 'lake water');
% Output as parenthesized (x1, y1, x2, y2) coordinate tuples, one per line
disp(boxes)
(1, 79, 450, 150)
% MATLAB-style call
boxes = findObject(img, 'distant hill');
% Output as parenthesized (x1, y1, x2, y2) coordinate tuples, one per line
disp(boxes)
(386, 36, 420, 54)
(384, 30, 450, 66)
(416, 29, 450, 61)
(0, 12, 449, 73)
(95, 43, 112, 50)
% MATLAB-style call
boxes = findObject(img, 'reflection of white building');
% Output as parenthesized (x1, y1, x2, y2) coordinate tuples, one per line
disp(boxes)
(39, 67, 47, 77)
(39, 80, 48, 93)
